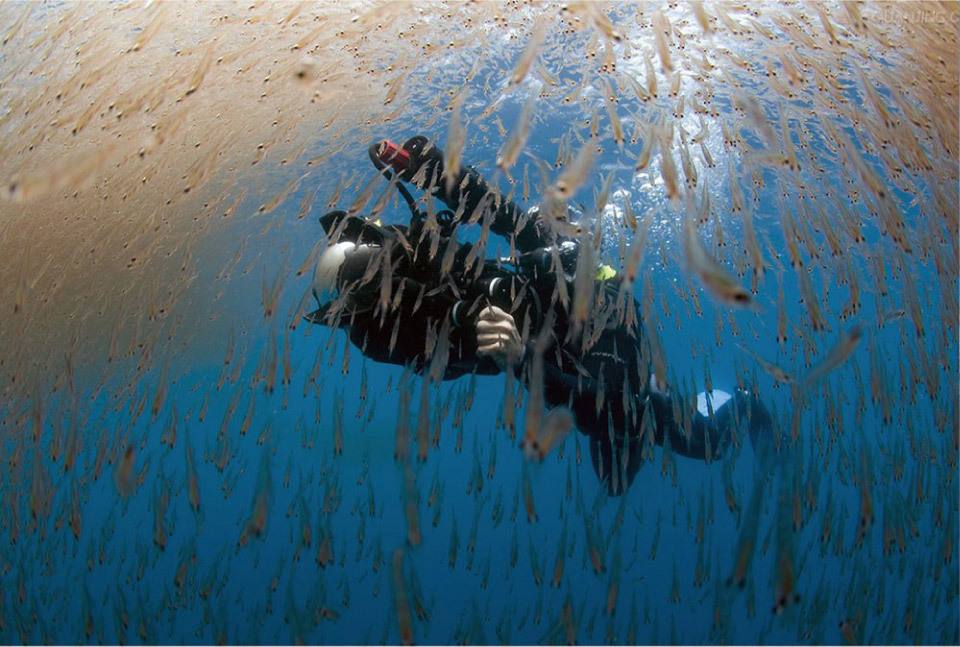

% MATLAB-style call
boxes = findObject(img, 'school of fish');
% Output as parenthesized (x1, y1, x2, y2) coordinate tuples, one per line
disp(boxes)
(0, 0, 956, 644)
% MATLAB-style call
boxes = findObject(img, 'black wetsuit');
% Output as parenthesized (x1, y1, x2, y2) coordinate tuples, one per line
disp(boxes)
(310, 209, 504, 380)
(310, 136, 772, 495)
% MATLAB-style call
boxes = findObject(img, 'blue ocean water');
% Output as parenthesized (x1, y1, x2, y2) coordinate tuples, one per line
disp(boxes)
(0, 2, 957, 646)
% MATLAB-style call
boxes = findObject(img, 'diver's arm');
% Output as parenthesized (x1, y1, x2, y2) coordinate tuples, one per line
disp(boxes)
(350, 276, 502, 380)
(381, 136, 555, 253)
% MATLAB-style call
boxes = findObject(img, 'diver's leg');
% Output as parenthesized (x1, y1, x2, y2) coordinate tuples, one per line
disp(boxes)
(649, 388, 773, 462)
(648, 390, 718, 460)
(588, 434, 641, 497)
(588, 435, 615, 495)
(731, 389, 775, 464)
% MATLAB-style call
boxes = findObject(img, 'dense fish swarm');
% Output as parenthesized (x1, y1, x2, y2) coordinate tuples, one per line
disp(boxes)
(0, 0, 956, 644)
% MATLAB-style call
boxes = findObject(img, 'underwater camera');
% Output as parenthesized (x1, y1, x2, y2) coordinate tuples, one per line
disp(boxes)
(450, 268, 544, 339)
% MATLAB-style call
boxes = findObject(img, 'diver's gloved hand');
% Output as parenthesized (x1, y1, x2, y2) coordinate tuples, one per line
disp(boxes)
(476, 306, 524, 370)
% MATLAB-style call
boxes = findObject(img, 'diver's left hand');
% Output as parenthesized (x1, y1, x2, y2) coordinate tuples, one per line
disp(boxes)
(476, 306, 523, 369)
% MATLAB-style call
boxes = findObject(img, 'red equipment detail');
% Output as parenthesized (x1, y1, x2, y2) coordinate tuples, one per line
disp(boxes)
(376, 139, 411, 174)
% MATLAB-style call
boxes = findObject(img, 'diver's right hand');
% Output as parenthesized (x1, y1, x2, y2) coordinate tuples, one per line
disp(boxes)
(476, 306, 523, 369)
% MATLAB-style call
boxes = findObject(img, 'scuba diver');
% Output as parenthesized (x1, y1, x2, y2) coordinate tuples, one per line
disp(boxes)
(306, 135, 773, 495)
